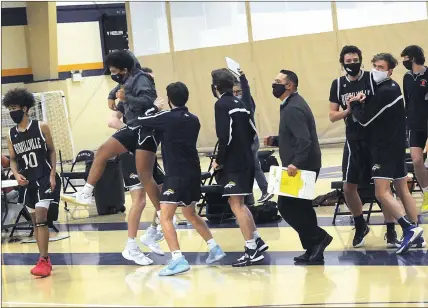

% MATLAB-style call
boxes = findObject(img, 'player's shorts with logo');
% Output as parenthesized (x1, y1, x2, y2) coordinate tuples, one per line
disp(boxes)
(18, 173, 61, 213)
(342, 139, 372, 185)
(408, 129, 428, 149)
(371, 150, 407, 181)
(160, 175, 201, 206)
(119, 152, 164, 190)
(216, 168, 255, 197)
(112, 126, 160, 153)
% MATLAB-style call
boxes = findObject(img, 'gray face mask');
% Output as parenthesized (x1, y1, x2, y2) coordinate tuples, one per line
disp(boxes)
(235, 95, 242, 100)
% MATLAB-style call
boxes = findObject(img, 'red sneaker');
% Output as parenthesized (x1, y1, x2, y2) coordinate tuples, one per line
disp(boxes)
(30, 257, 52, 277)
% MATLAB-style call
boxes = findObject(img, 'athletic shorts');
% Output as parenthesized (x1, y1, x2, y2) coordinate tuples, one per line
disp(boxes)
(18, 173, 61, 213)
(216, 168, 255, 197)
(408, 129, 427, 149)
(371, 154, 408, 181)
(119, 152, 164, 190)
(342, 140, 372, 185)
(160, 175, 201, 206)
(112, 126, 159, 153)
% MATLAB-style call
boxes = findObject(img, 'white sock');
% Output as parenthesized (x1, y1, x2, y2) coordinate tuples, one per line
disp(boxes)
(157, 210, 161, 218)
(207, 238, 217, 250)
(82, 183, 94, 196)
(245, 239, 257, 250)
(171, 250, 182, 260)
(253, 230, 261, 240)
(423, 186, 428, 193)
(147, 225, 157, 235)
(127, 238, 138, 250)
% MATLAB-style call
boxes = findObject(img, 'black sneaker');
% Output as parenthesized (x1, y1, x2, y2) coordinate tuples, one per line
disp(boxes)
(256, 237, 269, 252)
(258, 193, 274, 203)
(353, 224, 370, 248)
(232, 247, 264, 267)
(294, 250, 312, 262)
(385, 231, 400, 248)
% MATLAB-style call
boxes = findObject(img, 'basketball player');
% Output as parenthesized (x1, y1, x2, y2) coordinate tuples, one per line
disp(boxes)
(233, 68, 273, 204)
(328, 45, 377, 247)
(76, 50, 163, 265)
(211, 68, 268, 267)
(108, 101, 167, 260)
(4, 88, 61, 277)
(401, 45, 428, 214)
(350, 53, 424, 254)
(129, 82, 226, 276)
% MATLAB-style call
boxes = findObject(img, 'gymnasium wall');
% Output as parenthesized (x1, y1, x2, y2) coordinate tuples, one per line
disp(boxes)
(2, 2, 428, 153)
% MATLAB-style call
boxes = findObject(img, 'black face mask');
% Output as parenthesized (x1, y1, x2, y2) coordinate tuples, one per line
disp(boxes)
(10, 110, 24, 124)
(211, 84, 218, 98)
(272, 83, 287, 99)
(343, 63, 362, 77)
(111, 73, 127, 84)
(403, 60, 413, 71)
(168, 100, 173, 110)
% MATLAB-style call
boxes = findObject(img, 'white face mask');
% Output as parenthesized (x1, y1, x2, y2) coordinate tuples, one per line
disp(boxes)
(371, 68, 388, 83)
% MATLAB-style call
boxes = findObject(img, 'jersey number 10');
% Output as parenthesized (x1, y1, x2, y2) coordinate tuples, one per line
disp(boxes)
(22, 152, 38, 168)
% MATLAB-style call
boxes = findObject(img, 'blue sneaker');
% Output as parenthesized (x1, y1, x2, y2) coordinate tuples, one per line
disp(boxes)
(206, 245, 226, 264)
(158, 256, 190, 276)
(396, 226, 423, 254)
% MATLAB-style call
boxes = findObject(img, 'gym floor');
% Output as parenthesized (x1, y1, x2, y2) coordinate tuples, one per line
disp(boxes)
(2, 145, 428, 307)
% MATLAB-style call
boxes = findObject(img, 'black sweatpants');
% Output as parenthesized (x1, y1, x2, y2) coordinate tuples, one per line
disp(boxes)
(277, 169, 328, 250)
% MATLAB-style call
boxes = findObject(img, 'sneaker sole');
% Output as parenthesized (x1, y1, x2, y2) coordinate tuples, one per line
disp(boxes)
(258, 244, 269, 252)
(140, 237, 166, 256)
(122, 251, 153, 266)
(396, 229, 423, 254)
(206, 252, 226, 265)
(353, 227, 370, 248)
(158, 266, 190, 276)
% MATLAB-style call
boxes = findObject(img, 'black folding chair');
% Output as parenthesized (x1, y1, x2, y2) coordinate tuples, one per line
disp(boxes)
(59, 150, 94, 211)
(331, 181, 383, 225)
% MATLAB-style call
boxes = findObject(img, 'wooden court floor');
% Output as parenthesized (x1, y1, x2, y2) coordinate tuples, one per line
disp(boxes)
(2, 146, 428, 307)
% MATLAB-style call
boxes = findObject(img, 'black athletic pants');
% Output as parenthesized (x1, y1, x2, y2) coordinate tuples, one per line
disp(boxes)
(277, 169, 328, 250)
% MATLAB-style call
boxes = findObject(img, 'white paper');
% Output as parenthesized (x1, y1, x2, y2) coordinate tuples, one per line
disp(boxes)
(225, 57, 240, 77)
(267, 166, 316, 200)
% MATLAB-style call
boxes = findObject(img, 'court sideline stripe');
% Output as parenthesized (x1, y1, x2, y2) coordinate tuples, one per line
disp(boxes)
(2, 250, 427, 266)
(2, 301, 427, 308)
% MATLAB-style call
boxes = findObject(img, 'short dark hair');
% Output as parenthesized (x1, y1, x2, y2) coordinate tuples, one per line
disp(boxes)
(401, 45, 425, 65)
(280, 69, 299, 88)
(372, 53, 398, 70)
(211, 69, 235, 94)
(141, 67, 153, 74)
(105, 50, 135, 71)
(2, 88, 35, 110)
(340, 45, 362, 64)
(166, 82, 189, 107)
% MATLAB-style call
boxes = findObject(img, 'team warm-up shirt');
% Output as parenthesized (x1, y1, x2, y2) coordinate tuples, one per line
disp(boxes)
(9, 120, 52, 181)
(403, 66, 428, 131)
(329, 71, 375, 140)
(214, 92, 257, 171)
(129, 106, 201, 177)
(351, 79, 406, 155)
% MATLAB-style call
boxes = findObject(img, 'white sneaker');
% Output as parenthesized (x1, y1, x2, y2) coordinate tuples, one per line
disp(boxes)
(75, 191, 95, 205)
(140, 233, 165, 256)
(122, 247, 153, 266)
(153, 230, 164, 242)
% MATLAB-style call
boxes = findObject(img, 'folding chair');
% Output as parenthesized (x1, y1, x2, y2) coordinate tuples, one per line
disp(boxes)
(198, 142, 219, 216)
(331, 181, 383, 225)
(59, 150, 94, 211)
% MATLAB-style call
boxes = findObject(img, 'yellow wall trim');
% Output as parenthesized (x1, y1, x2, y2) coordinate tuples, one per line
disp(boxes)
(2, 62, 104, 76)
(2, 68, 33, 77)
(58, 62, 104, 72)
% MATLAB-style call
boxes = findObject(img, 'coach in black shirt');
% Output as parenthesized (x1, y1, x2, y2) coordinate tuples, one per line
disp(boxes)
(265, 70, 332, 264)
